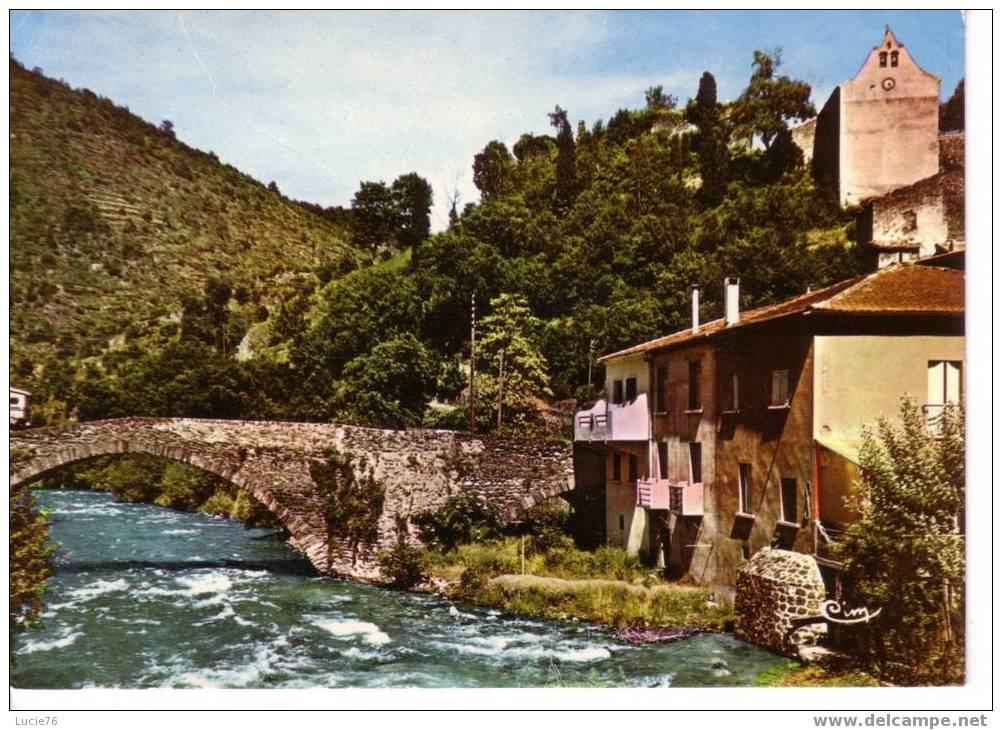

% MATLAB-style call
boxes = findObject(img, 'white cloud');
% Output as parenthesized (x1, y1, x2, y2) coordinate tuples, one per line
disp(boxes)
(12, 10, 699, 231)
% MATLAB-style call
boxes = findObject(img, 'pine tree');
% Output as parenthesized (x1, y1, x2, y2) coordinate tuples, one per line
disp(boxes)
(688, 71, 730, 206)
(548, 106, 578, 211)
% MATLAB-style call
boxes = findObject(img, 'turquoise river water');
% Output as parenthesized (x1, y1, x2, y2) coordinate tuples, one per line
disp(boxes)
(12, 489, 787, 688)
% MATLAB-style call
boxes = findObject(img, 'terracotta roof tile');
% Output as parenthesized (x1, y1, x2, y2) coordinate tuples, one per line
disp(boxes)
(599, 264, 964, 362)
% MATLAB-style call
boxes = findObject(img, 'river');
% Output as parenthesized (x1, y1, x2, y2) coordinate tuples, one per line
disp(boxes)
(12, 489, 787, 688)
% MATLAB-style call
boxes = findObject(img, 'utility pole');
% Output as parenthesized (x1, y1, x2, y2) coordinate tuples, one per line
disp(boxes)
(468, 292, 477, 433)
(587, 338, 594, 388)
(496, 348, 505, 430)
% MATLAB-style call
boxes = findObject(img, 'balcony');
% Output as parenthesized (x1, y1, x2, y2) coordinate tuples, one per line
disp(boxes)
(923, 403, 960, 437)
(573, 395, 651, 443)
(635, 477, 703, 516)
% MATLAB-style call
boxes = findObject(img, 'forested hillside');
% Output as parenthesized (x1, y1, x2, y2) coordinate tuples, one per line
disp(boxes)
(9, 59, 359, 383)
(11, 50, 868, 436)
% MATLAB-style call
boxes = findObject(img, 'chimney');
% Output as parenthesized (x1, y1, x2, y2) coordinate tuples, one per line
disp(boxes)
(725, 277, 740, 325)
(691, 285, 700, 334)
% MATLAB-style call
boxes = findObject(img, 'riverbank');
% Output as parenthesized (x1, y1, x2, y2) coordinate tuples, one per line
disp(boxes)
(417, 536, 733, 633)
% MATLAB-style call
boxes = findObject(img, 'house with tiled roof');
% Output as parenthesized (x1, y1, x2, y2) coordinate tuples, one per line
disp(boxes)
(573, 263, 964, 599)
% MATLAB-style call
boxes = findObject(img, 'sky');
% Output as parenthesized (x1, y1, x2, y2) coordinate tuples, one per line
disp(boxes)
(9, 10, 966, 232)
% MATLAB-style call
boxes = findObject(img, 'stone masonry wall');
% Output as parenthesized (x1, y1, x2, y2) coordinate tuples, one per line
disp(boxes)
(10, 418, 574, 580)
(734, 548, 826, 656)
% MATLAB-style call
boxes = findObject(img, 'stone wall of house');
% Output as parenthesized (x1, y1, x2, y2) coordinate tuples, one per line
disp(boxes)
(734, 548, 826, 656)
(10, 417, 574, 580)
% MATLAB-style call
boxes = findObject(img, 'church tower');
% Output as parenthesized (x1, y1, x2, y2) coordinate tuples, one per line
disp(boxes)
(813, 27, 941, 206)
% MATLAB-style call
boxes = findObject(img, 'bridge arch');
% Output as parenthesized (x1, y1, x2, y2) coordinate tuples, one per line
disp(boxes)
(11, 418, 576, 579)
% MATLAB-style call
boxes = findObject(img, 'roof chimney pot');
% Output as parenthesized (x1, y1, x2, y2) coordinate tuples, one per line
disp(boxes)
(691, 285, 700, 334)
(725, 277, 740, 326)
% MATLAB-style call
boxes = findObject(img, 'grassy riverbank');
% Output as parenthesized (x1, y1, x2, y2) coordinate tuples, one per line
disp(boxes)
(754, 662, 881, 687)
(420, 536, 733, 631)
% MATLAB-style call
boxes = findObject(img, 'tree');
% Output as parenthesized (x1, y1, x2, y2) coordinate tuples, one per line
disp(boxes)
(330, 334, 437, 429)
(837, 399, 965, 685)
(939, 79, 964, 132)
(472, 141, 515, 201)
(350, 180, 399, 250)
(478, 293, 552, 430)
(512, 133, 553, 162)
(731, 49, 815, 152)
(159, 119, 175, 138)
(391, 172, 433, 251)
(9, 477, 55, 638)
(687, 71, 730, 205)
(549, 105, 578, 210)
(645, 85, 677, 112)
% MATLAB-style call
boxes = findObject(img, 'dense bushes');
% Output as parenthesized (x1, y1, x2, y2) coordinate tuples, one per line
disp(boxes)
(9, 480, 55, 637)
(837, 400, 965, 686)
(413, 493, 502, 552)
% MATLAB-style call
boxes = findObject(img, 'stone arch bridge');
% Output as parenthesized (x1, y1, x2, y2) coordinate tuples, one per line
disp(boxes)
(10, 418, 574, 580)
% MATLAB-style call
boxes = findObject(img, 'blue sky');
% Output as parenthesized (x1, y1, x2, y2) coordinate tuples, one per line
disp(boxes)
(9, 10, 965, 231)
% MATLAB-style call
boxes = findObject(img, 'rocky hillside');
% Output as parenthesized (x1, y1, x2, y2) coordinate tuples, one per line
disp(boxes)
(9, 59, 359, 372)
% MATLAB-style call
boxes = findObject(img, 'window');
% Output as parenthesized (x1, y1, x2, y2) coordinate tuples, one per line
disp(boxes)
(657, 442, 668, 479)
(770, 369, 790, 408)
(890, 50, 899, 67)
(689, 442, 702, 484)
(687, 361, 701, 411)
(927, 360, 962, 431)
(781, 478, 798, 524)
(612, 379, 623, 405)
(618, 515, 625, 531)
(655, 366, 668, 413)
(612, 453, 622, 482)
(628, 454, 639, 484)
(625, 376, 637, 402)
(738, 463, 752, 515)
(10, 397, 18, 406)
(724, 372, 739, 412)
(879, 51, 888, 67)
(927, 360, 962, 405)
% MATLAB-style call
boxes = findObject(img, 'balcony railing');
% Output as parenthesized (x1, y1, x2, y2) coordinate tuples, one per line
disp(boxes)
(923, 403, 959, 437)
(573, 394, 651, 442)
(636, 477, 703, 516)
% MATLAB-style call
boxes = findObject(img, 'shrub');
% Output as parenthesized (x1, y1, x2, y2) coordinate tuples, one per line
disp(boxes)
(377, 530, 426, 590)
(310, 447, 386, 566)
(10, 480, 55, 636)
(837, 399, 965, 686)
(413, 492, 502, 552)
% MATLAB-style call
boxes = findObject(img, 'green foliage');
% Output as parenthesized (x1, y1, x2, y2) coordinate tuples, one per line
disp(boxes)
(310, 448, 386, 566)
(376, 528, 426, 589)
(939, 79, 964, 132)
(413, 492, 502, 552)
(10, 481, 55, 636)
(837, 399, 965, 686)
(350, 174, 433, 253)
(473, 141, 515, 201)
(330, 334, 437, 428)
(549, 105, 578, 210)
(391, 172, 433, 252)
(688, 71, 729, 205)
(478, 293, 552, 431)
(9, 60, 358, 404)
(730, 48, 815, 151)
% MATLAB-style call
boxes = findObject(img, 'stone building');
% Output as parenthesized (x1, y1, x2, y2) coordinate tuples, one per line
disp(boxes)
(573, 263, 964, 601)
(811, 27, 941, 207)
